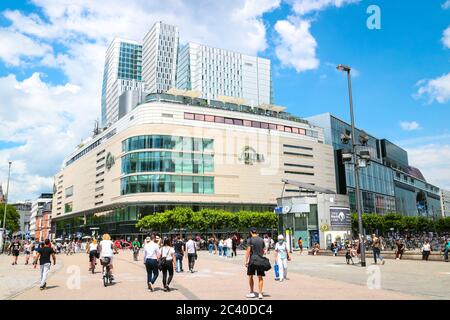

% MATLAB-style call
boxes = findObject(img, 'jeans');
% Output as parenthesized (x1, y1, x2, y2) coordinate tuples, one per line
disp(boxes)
(175, 253, 183, 272)
(40, 263, 51, 287)
(162, 262, 174, 287)
(226, 247, 232, 258)
(145, 259, 159, 284)
(188, 253, 196, 271)
(222, 247, 227, 257)
(444, 248, 449, 262)
(277, 257, 288, 280)
(373, 248, 383, 264)
(208, 244, 213, 254)
(422, 251, 430, 261)
(218, 246, 223, 256)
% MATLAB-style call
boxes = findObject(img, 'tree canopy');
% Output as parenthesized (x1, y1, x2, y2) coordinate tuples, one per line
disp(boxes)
(136, 207, 277, 235)
(0, 204, 20, 233)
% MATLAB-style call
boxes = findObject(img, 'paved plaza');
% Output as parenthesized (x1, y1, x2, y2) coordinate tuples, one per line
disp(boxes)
(0, 250, 448, 300)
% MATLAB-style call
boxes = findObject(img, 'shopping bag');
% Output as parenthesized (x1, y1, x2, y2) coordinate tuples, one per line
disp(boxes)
(274, 263, 279, 280)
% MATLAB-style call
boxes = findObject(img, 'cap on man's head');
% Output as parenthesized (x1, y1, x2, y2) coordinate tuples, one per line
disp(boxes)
(250, 227, 257, 234)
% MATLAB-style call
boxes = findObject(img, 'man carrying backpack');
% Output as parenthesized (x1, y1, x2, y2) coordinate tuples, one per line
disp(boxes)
(245, 227, 269, 299)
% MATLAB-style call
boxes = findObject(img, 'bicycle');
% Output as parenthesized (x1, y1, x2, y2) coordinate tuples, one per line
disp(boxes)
(101, 257, 113, 287)
(132, 247, 139, 261)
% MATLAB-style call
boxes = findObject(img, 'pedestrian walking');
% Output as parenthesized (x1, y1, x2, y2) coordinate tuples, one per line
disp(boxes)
(218, 238, 224, 257)
(232, 234, 238, 257)
(33, 239, 56, 290)
(371, 234, 385, 265)
(160, 238, 176, 291)
(174, 235, 185, 272)
(274, 235, 291, 281)
(263, 235, 270, 255)
(297, 237, 303, 254)
(395, 239, 405, 260)
(207, 237, 214, 254)
(330, 241, 338, 256)
(143, 235, 160, 291)
(245, 227, 269, 299)
(8, 238, 21, 265)
(24, 240, 32, 265)
(443, 238, 449, 262)
(421, 239, 431, 261)
(186, 235, 197, 273)
(226, 236, 233, 258)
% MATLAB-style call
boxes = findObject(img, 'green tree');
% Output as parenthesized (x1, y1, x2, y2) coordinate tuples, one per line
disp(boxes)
(0, 204, 20, 233)
(382, 213, 405, 233)
(435, 217, 450, 232)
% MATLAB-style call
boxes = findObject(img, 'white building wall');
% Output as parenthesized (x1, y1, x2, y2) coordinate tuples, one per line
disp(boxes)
(176, 43, 272, 106)
(441, 189, 450, 217)
(142, 22, 179, 94)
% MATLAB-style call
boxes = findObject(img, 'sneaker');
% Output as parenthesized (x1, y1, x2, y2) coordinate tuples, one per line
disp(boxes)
(148, 283, 153, 292)
(258, 293, 263, 299)
(246, 292, 257, 298)
(39, 286, 45, 290)
(381, 260, 385, 265)
(166, 286, 171, 292)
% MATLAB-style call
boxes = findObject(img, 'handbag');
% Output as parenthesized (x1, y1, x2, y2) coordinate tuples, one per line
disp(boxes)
(249, 238, 271, 271)
(274, 263, 280, 279)
(158, 247, 171, 270)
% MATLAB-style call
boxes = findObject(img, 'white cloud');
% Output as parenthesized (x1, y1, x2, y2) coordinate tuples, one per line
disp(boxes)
(407, 144, 450, 190)
(443, 0, 450, 9)
(290, 0, 360, 16)
(0, 28, 53, 66)
(415, 72, 450, 104)
(442, 26, 450, 49)
(274, 0, 359, 72)
(400, 121, 421, 131)
(274, 17, 319, 72)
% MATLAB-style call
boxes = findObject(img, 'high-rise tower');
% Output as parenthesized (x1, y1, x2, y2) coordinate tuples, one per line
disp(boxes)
(142, 22, 179, 94)
(101, 38, 143, 126)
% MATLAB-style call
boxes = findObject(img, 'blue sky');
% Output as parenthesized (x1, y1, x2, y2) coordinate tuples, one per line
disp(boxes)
(0, 0, 449, 201)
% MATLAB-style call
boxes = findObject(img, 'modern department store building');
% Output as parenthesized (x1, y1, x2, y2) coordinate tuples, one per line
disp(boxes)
(51, 92, 337, 239)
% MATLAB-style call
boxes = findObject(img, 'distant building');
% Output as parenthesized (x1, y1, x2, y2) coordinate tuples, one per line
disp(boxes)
(0, 183, 5, 204)
(29, 193, 53, 238)
(35, 202, 52, 241)
(306, 113, 441, 217)
(176, 42, 273, 106)
(101, 38, 143, 126)
(142, 21, 179, 94)
(12, 201, 32, 237)
(441, 189, 450, 218)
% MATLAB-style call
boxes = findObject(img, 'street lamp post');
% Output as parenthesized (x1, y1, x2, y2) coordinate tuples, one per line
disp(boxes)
(1, 161, 12, 254)
(336, 64, 366, 267)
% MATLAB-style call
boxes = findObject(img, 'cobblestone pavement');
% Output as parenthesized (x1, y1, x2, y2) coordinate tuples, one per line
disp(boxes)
(1, 250, 447, 300)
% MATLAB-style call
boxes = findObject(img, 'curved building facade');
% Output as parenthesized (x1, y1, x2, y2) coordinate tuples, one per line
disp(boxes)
(52, 93, 336, 239)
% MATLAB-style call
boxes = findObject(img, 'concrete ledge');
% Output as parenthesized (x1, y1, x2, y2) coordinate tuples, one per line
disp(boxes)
(307, 250, 447, 262)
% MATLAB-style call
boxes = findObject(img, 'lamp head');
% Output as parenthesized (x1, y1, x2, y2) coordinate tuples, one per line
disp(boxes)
(336, 64, 351, 72)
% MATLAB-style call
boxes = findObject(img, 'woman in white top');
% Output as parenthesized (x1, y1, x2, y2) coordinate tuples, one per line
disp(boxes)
(160, 238, 176, 291)
(274, 235, 291, 282)
(24, 240, 32, 265)
(98, 234, 118, 279)
(218, 239, 224, 257)
(86, 239, 98, 272)
(143, 234, 161, 291)
(422, 239, 431, 261)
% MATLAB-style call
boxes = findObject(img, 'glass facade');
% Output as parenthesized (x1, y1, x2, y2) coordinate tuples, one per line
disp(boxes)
(118, 42, 142, 81)
(120, 175, 214, 194)
(121, 135, 215, 195)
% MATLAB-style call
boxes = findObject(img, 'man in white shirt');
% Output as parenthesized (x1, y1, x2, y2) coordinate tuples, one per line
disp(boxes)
(226, 236, 233, 258)
(143, 235, 161, 291)
(185, 236, 197, 273)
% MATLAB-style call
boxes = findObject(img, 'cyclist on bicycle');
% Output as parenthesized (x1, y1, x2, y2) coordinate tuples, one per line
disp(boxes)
(98, 234, 118, 280)
(132, 238, 141, 261)
(87, 238, 99, 272)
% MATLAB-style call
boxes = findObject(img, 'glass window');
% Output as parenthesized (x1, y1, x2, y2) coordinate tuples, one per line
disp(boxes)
(261, 122, 269, 129)
(277, 125, 284, 131)
(182, 176, 193, 193)
(215, 116, 225, 123)
(234, 119, 243, 126)
(269, 123, 277, 130)
(203, 139, 214, 151)
(292, 127, 299, 134)
(225, 118, 234, 125)
(194, 114, 205, 121)
(243, 120, 252, 127)
(251, 121, 261, 128)
(129, 175, 137, 193)
(204, 177, 214, 194)
(137, 175, 149, 193)
(299, 129, 306, 135)
(284, 127, 292, 133)
(205, 115, 215, 122)
(184, 113, 195, 120)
